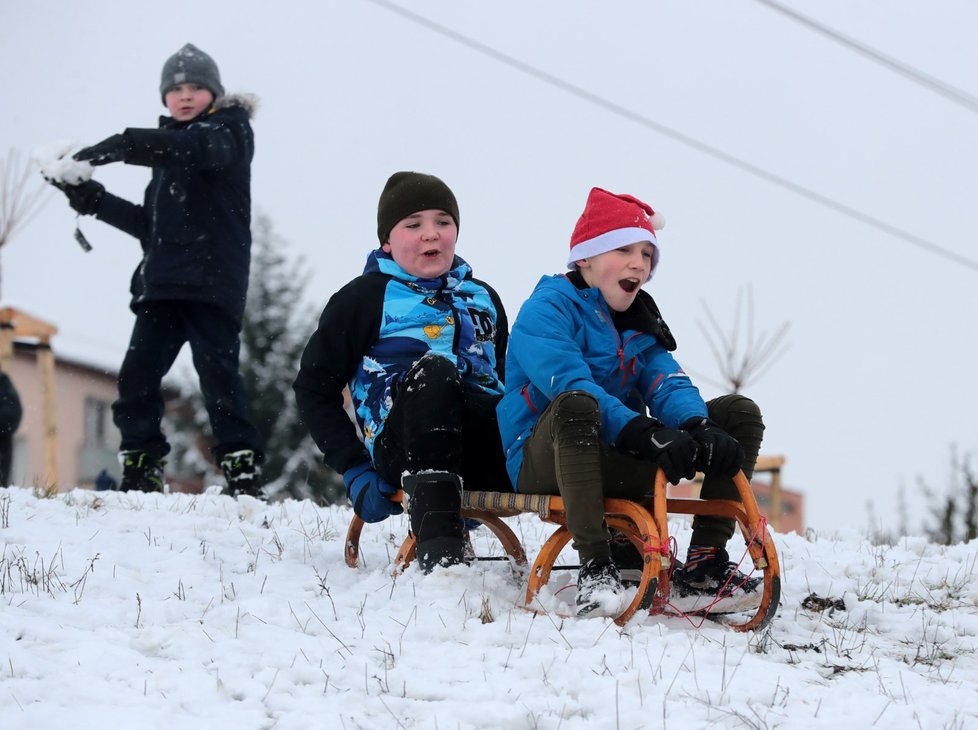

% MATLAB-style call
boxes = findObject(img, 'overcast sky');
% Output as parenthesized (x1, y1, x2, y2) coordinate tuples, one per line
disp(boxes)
(3, 0, 976, 533)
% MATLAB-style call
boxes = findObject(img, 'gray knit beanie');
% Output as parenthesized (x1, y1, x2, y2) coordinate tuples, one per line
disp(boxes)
(159, 43, 224, 104)
(377, 172, 460, 244)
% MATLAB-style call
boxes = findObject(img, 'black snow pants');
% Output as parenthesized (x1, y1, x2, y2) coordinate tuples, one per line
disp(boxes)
(113, 301, 263, 461)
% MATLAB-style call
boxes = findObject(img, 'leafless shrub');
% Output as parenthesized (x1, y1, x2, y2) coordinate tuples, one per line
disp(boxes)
(693, 285, 790, 394)
(0, 149, 49, 297)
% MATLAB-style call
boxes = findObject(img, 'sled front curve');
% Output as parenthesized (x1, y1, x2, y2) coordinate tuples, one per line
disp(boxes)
(657, 470, 782, 632)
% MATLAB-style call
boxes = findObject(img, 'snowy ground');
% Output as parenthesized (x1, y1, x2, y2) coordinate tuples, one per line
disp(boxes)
(2, 485, 977, 730)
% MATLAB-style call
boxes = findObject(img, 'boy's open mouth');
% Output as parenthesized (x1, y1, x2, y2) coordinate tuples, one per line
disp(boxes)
(619, 278, 640, 293)
(423, 249, 441, 257)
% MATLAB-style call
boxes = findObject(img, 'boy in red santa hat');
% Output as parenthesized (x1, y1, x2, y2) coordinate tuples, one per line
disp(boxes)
(496, 187, 766, 617)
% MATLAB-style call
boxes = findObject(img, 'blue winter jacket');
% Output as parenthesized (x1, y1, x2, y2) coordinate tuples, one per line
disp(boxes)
(294, 249, 507, 474)
(497, 274, 707, 489)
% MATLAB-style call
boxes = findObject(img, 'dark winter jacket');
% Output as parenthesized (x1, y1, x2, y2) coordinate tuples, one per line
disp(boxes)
(0, 372, 22, 435)
(95, 95, 256, 325)
(497, 273, 707, 489)
(294, 249, 508, 474)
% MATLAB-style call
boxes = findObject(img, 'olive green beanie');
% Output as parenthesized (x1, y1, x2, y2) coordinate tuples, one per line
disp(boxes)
(376, 171, 459, 244)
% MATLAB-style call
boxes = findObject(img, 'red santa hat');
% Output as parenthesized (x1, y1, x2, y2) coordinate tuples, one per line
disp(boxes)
(567, 187, 665, 278)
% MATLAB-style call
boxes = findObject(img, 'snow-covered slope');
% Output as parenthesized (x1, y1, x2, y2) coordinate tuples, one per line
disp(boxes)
(2, 486, 977, 729)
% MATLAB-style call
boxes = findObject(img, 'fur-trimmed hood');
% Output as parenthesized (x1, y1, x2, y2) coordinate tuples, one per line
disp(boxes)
(216, 93, 259, 119)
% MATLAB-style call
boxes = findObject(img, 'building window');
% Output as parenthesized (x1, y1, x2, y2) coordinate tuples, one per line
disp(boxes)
(83, 397, 112, 448)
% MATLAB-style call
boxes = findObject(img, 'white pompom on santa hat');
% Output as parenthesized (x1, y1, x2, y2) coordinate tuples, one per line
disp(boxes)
(567, 187, 665, 280)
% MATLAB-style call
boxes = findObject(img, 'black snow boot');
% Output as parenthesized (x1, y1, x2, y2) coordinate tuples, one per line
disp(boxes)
(402, 471, 465, 573)
(576, 556, 624, 617)
(118, 450, 165, 493)
(220, 449, 264, 499)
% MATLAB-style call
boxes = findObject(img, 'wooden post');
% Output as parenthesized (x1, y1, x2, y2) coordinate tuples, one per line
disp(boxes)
(769, 465, 782, 532)
(36, 342, 59, 489)
(0, 320, 13, 373)
(753, 455, 786, 532)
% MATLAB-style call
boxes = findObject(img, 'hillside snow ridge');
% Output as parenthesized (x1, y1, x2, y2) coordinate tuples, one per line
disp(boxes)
(2, 486, 977, 729)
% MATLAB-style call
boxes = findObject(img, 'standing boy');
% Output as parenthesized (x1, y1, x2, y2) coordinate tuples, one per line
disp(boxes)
(50, 43, 263, 496)
(294, 172, 510, 572)
(497, 187, 766, 617)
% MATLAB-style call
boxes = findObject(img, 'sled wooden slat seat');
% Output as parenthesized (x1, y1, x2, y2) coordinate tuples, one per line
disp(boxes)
(344, 469, 781, 631)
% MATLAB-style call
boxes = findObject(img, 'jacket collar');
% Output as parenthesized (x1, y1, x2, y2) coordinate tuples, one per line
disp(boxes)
(560, 271, 676, 350)
(363, 248, 472, 290)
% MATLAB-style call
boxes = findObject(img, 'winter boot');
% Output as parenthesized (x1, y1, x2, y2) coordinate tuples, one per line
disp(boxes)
(118, 450, 165, 493)
(670, 545, 762, 614)
(220, 449, 263, 499)
(576, 556, 624, 618)
(609, 529, 645, 587)
(401, 471, 465, 573)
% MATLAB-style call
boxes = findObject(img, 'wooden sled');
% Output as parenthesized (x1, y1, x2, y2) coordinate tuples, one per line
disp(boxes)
(344, 469, 781, 631)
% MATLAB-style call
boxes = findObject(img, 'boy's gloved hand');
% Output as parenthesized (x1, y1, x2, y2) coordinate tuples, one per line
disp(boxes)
(73, 134, 130, 166)
(683, 417, 744, 478)
(616, 415, 699, 485)
(51, 179, 105, 216)
(343, 460, 403, 523)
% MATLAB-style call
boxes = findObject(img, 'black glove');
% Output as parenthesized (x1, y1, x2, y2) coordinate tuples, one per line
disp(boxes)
(683, 417, 744, 478)
(73, 134, 130, 166)
(51, 180, 105, 216)
(616, 415, 699, 485)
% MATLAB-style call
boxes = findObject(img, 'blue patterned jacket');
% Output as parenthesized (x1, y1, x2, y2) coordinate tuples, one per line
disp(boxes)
(294, 249, 507, 473)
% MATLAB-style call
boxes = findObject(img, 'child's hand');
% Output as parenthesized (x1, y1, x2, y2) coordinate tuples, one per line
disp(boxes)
(343, 461, 403, 523)
(616, 416, 698, 485)
(73, 134, 130, 166)
(50, 179, 105, 216)
(683, 418, 744, 478)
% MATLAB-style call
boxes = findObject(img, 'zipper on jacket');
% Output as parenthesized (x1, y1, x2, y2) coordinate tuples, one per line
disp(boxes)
(591, 300, 639, 390)
(647, 373, 666, 398)
(141, 171, 167, 301)
(618, 331, 641, 388)
(438, 276, 465, 365)
(520, 383, 539, 414)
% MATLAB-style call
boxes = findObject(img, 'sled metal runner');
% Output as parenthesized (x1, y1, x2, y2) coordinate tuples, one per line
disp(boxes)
(345, 469, 781, 631)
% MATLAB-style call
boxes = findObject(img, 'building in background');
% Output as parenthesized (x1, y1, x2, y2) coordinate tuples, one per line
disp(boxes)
(671, 455, 804, 534)
(7, 341, 200, 492)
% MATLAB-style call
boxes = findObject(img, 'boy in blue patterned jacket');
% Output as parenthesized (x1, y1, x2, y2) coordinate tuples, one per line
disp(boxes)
(497, 187, 766, 617)
(294, 172, 510, 572)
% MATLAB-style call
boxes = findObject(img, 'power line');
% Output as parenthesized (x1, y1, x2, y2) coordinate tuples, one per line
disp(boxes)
(365, 0, 978, 275)
(753, 0, 978, 114)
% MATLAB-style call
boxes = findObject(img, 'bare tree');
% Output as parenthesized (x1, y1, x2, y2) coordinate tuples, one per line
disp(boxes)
(0, 149, 49, 299)
(693, 285, 790, 393)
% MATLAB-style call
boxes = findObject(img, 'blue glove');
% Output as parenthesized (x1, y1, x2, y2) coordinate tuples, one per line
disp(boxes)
(343, 461, 403, 523)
